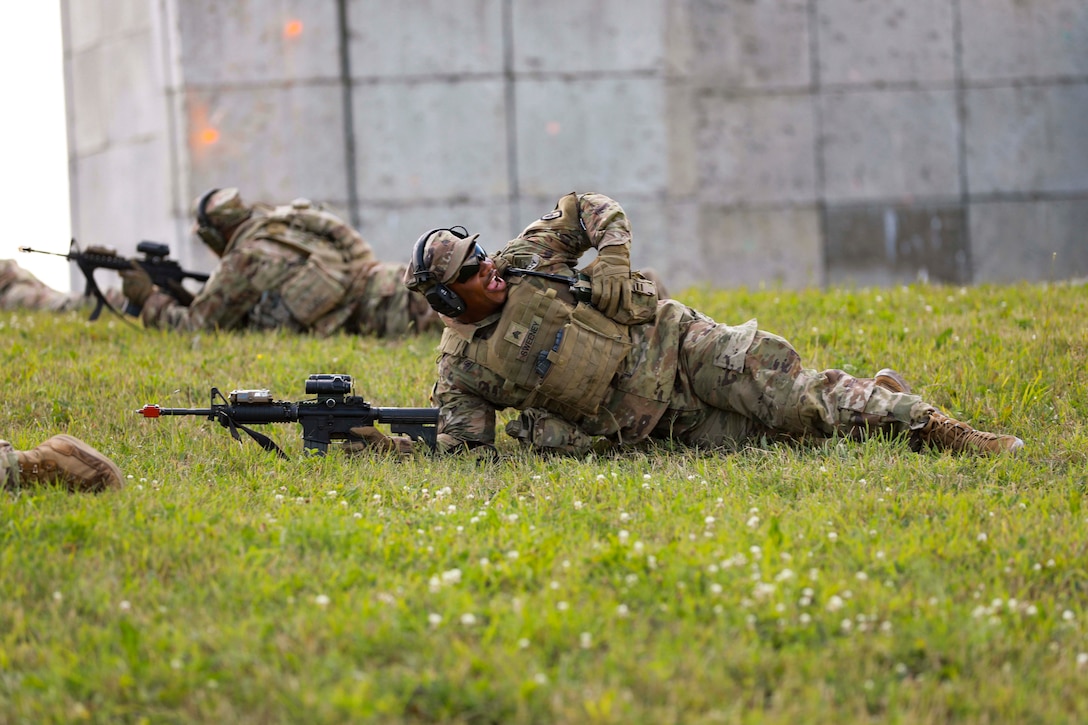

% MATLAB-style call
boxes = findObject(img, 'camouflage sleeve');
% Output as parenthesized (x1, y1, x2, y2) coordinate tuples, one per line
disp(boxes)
(577, 192, 631, 253)
(504, 408, 595, 456)
(433, 353, 526, 455)
(0, 441, 19, 488)
(140, 241, 290, 331)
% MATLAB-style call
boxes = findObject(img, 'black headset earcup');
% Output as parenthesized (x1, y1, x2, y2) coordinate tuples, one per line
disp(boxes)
(425, 284, 466, 317)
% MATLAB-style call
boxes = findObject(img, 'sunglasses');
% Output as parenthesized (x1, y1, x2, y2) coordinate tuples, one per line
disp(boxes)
(454, 243, 488, 283)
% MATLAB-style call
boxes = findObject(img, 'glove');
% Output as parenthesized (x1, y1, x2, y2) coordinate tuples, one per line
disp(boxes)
(589, 245, 630, 319)
(120, 263, 155, 308)
(83, 245, 118, 257)
(5, 434, 123, 492)
(342, 426, 414, 457)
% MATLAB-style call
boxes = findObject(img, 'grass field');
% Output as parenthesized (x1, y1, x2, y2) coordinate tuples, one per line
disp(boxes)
(2, 281, 1086, 723)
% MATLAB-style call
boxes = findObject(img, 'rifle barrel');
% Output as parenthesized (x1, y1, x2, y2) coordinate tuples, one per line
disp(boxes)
(137, 405, 213, 418)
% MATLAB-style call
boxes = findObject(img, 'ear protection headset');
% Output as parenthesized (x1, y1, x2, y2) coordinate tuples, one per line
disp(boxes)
(411, 226, 471, 317)
(195, 187, 226, 252)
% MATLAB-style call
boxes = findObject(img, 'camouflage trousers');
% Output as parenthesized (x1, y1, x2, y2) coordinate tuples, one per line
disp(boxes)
(0, 260, 75, 312)
(654, 318, 932, 451)
(350, 262, 441, 337)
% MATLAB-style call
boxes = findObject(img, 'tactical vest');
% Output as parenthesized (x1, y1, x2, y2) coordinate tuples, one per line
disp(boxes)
(236, 201, 376, 335)
(440, 276, 631, 419)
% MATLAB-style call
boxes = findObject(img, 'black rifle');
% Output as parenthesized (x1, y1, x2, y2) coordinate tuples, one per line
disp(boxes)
(137, 374, 438, 458)
(19, 239, 210, 321)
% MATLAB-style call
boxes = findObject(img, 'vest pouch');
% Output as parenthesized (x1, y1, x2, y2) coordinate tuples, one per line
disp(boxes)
(532, 303, 631, 417)
(280, 256, 347, 327)
(606, 271, 659, 326)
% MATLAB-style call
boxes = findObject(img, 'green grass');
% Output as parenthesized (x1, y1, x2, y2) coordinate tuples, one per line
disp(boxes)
(2, 281, 1086, 724)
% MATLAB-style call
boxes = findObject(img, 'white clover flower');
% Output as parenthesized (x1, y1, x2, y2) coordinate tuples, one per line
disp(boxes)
(618, 530, 630, 542)
(580, 632, 592, 648)
(52, 591, 62, 602)
(643, 473, 651, 480)
(827, 532, 838, 542)
(460, 613, 477, 626)
(856, 571, 868, 581)
(557, 601, 569, 611)
(619, 512, 630, 522)
(1063, 610, 1075, 621)
(518, 638, 530, 649)
(534, 673, 548, 685)
(441, 569, 462, 585)
(573, 501, 584, 510)
(507, 514, 518, 522)
(710, 583, 723, 595)
(1076, 653, 1088, 667)
(800, 613, 812, 624)
(506, 550, 519, 559)
(327, 489, 338, 498)
(616, 604, 629, 617)
(479, 557, 490, 567)
(746, 516, 760, 528)
(315, 594, 330, 607)
(705, 516, 716, 525)
(119, 600, 132, 611)
(826, 595, 844, 612)
(977, 533, 988, 542)
(775, 569, 795, 582)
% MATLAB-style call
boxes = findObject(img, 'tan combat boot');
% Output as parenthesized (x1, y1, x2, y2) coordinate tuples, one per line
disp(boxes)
(5, 435, 123, 492)
(874, 368, 911, 394)
(912, 410, 1024, 454)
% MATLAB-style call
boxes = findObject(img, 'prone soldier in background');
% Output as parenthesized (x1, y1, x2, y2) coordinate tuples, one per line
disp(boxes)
(1, 435, 122, 493)
(119, 188, 440, 338)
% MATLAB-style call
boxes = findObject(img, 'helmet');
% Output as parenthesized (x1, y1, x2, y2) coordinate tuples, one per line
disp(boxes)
(193, 187, 252, 255)
(403, 226, 481, 317)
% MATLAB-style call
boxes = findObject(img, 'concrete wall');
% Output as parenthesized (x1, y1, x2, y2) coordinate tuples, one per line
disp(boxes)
(63, 0, 1088, 292)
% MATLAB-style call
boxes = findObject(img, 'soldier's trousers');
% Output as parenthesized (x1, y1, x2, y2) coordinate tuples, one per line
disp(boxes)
(0, 260, 73, 311)
(657, 317, 933, 451)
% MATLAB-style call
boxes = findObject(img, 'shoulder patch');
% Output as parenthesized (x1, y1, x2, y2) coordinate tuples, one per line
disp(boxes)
(540, 210, 562, 221)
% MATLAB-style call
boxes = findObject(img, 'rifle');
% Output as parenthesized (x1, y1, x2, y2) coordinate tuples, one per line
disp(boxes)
(137, 374, 439, 458)
(19, 239, 210, 321)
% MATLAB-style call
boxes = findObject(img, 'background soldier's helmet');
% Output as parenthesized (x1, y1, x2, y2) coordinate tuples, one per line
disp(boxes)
(193, 187, 253, 255)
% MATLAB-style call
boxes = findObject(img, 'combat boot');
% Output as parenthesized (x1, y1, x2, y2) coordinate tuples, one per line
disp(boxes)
(5, 435, 123, 492)
(874, 368, 911, 394)
(912, 410, 1024, 455)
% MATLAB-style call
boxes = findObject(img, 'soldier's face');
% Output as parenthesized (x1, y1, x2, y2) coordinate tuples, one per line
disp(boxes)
(448, 256, 508, 322)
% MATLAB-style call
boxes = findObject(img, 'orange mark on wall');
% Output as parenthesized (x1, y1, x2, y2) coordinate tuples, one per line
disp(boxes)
(284, 19, 303, 38)
(198, 127, 220, 145)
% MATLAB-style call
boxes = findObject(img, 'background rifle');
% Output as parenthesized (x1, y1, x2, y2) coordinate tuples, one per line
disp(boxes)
(137, 374, 439, 458)
(19, 239, 210, 321)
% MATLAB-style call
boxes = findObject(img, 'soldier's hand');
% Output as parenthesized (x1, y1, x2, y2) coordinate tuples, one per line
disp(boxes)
(589, 246, 631, 319)
(83, 245, 119, 257)
(120, 263, 155, 307)
(343, 425, 414, 457)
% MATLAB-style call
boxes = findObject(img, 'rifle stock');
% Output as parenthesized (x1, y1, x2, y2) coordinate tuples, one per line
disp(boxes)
(138, 374, 438, 458)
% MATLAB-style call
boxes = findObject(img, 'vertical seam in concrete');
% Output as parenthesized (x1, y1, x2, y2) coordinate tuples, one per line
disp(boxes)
(158, 0, 183, 228)
(337, 0, 360, 228)
(502, 0, 519, 232)
(808, 0, 829, 288)
(951, 0, 974, 281)
(61, 0, 78, 256)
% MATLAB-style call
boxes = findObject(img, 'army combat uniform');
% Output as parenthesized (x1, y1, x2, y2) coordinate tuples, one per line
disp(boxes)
(429, 192, 946, 456)
(0, 259, 77, 312)
(139, 200, 437, 337)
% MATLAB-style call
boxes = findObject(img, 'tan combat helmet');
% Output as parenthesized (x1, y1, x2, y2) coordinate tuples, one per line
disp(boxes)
(193, 187, 253, 255)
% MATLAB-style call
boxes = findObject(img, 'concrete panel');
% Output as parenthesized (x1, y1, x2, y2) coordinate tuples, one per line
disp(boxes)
(821, 89, 959, 202)
(961, 0, 1088, 81)
(694, 205, 823, 289)
(965, 84, 1088, 195)
(970, 199, 1088, 283)
(513, 0, 666, 74)
(825, 202, 969, 286)
(816, 0, 955, 85)
(178, 0, 340, 84)
(695, 93, 816, 205)
(681, 0, 810, 90)
(352, 80, 508, 203)
(73, 140, 175, 256)
(66, 0, 104, 53)
(349, 0, 503, 77)
(69, 47, 108, 155)
(184, 84, 348, 202)
(357, 200, 514, 264)
(515, 77, 667, 198)
(99, 34, 164, 144)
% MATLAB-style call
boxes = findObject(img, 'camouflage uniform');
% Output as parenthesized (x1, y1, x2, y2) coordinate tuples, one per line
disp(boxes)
(426, 192, 936, 456)
(139, 197, 438, 337)
(0, 259, 77, 311)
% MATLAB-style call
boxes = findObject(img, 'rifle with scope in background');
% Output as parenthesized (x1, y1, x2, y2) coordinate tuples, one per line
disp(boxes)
(137, 374, 439, 458)
(20, 239, 210, 321)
